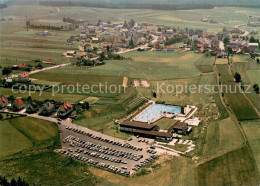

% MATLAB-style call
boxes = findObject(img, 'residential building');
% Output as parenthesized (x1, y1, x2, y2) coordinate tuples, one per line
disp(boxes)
(42, 59, 56, 65)
(57, 102, 73, 118)
(39, 102, 54, 116)
(0, 96, 8, 108)
(26, 102, 39, 113)
(12, 98, 25, 111)
(18, 73, 29, 82)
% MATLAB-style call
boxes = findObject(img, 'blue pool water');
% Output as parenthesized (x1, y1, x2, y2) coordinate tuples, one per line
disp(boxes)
(135, 104, 181, 122)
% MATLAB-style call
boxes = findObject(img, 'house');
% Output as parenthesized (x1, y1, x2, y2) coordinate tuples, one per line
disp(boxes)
(166, 45, 174, 52)
(92, 37, 99, 43)
(12, 98, 25, 111)
(66, 51, 76, 56)
(157, 35, 165, 44)
(85, 38, 91, 43)
(79, 32, 87, 39)
(191, 35, 198, 41)
(12, 65, 18, 70)
(102, 31, 110, 35)
(26, 102, 39, 113)
(84, 44, 92, 52)
(0, 96, 8, 108)
(39, 102, 54, 116)
(251, 29, 258, 35)
(101, 42, 112, 50)
(248, 43, 259, 53)
(18, 63, 27, 69)
(18, 73, 29, 82)
(166, 29, 174, 34)
(42, 59, 56, 65)
(42, 30, 49, 36)
(75, 52, 86, 59)
(154, 43, 162, 51)
(57, 102, 73, 118)
(66, 39, 73, 45)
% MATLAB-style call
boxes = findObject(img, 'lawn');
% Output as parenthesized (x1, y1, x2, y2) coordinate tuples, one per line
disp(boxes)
(241, 120, 260, 173)
(103, 126, 132, 140)
(163, 144, 189, 152)
(0, 117, 59, 159)
(9, 117, 58, 142)
(155, 118, 176, 130)
(197, 146, 260, 185)
(0, 120, 32, 159)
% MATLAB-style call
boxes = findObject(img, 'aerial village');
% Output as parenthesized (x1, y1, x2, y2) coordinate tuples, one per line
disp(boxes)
(1, 17, 260, 176)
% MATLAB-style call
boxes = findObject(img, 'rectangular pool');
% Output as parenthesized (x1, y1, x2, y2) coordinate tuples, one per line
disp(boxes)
(134, 104, 181, 123)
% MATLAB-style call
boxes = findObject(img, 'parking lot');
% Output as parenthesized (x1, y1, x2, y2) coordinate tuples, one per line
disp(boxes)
(58, 121, 158, 176)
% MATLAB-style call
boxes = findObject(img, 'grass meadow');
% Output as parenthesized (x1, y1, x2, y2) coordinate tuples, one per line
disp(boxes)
(217, 64, 259, 120)
(241, 120, 260, 174)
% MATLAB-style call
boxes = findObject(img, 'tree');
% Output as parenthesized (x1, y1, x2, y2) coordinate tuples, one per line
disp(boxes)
(26, 20, 30, 27)
(223, 37, 229, 46)
(0, 113, 3, 120)
(129, 19, 135, 28)
(227, 47, 233, 54)
(253, 84, 259, 94)
(8, 95, 15, 102)
(234, 72, 241, 83)
(257, 58, 260, 64)
(153, 92, 157, 98)
(10, 178, 17, 186)
(83, 101, 90, 110)
(2, 67, 12, 78)
(129, 38, 134, 49)
(27, 96, 32, 103)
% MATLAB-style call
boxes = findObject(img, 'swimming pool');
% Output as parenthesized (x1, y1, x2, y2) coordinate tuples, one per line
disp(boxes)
(134, 104, 181, 123)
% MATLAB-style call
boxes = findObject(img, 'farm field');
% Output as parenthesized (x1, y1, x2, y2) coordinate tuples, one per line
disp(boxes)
(247, 70, 260, 85)
(0, 116, 98, 185)
(0, 117, 59, 159)
(241, 120, 260, 173)
(30, 51, 210, 81)
(232, 62, 260, 112)
(9, 117, 58, 142)
(215, 58, 228, 65)
(0, 119, 32, 159)
(216, 64, 259, 120)
(197, 145, 260, 185)
(199, 117, 244, 160)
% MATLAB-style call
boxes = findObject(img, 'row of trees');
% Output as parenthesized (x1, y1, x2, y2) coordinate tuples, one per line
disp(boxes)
(0, 176, 29, 186)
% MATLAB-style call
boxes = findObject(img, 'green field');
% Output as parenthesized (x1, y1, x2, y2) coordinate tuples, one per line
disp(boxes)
(0, 120, 32, 158)
(0, 116, 99, 185)
(199, 117, 244, 159)
(247, 70, 260, 85)
(90, 156, 195, 185)
(232, 62, 260, 112)
(217, 64, 259, 120)
(241, 120, 260, 173)
(155, 118, 176, 130)
(197, 146, 260, 185)
(0, 117, 58, 159)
